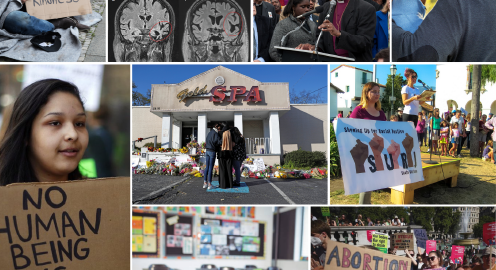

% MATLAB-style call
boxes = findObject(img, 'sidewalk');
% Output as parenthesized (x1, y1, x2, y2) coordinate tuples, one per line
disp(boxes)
(78, 0, 106, 62)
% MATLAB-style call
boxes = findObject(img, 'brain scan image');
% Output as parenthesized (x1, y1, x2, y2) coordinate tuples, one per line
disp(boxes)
(113, 0, 175, 62)
(182, 0, 248, 62)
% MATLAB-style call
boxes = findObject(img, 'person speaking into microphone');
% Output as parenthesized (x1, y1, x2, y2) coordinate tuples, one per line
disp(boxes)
(316, 0, 377, 61)
(269, 0, 318, 62)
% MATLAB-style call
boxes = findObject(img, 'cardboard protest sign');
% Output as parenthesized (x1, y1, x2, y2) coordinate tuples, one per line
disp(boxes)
(426, 240, 437, 254)
(483, 222, 496, 245)
(324, 239, 411, 270)
(0, 178, 130, 270)
(372, 232, 389, 254)
(334, 118, 423, 195)
(414, 229, 428, 249)
(26, 0, 92, 20)
(391, 233, 414, 250)
(450, 245, 465, 264)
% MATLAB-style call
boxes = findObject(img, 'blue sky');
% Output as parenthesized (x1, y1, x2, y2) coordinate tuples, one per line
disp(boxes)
(329, 64, 438, 88)
(133, 64, 328, 102)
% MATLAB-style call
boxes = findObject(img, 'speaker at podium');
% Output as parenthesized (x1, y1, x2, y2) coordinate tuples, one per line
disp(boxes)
(274, 46, 355, 62)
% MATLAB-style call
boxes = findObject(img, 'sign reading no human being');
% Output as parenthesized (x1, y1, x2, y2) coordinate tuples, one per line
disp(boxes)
(0, 178, 130, 270)
(334, 118, 424, 195)
(26, 0, 92, 20)
(324, 239, 411, 270)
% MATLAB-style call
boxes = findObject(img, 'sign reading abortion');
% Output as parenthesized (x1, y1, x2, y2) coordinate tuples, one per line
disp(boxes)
(391, 233, 414, 250)
(483, 222, 496, 245)
(414, 229, 428, 249)
(26, 0, 92, 20)
(450, 245, 465, 264)
(0, 178, 130, 270)
(324, 239, 411, 270)
(334, 118, 424, 195)
(177, 85, 262, 103)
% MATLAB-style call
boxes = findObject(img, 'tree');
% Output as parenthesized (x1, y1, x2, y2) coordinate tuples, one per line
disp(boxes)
(410, 207, 435, 232)
(433, 207, 456, 235)
(290, 87, 326, 104)
(448, 210, 461, 236)
(132, 82, 151, 106)
(380, 74, 405, 118)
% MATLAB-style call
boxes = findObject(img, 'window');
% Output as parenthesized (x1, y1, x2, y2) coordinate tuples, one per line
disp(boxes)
(362, 72, 367, 84)
(335, 72, 338, 77)
(346, 86, 350, 92)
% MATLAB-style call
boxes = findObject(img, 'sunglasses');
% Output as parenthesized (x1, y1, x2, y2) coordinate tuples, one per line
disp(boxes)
(411, 76, 418, 79)
(428, 256, 437, 261)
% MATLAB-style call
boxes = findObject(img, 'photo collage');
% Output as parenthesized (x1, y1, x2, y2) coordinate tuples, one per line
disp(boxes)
(0, 0, 495, 270)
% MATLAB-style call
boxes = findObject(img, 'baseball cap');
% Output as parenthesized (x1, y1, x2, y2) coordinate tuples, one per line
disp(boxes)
(452, 110, 457, 113)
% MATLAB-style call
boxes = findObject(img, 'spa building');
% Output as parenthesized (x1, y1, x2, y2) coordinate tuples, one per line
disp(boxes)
(132, 66, 327, 165)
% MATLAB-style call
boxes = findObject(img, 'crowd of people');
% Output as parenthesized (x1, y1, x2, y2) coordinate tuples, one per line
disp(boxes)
(204, 122, 246, 190)
(253, 0, 390, 62)
(316, 214, 408, 227)
(311, 219, 496, 270)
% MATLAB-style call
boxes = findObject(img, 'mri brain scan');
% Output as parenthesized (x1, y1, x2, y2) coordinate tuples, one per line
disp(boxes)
(182, 0, 248, 62)
(114, 0, 175, 62)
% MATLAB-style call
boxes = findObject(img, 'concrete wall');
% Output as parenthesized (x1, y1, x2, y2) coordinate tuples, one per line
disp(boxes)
(279, 104, 328, 154)
(243, 120, 264, 138)
(132, 106, 162, 148)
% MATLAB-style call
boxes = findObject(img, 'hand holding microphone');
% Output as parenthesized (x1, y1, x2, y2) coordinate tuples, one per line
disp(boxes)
(318, 19, 341, 37)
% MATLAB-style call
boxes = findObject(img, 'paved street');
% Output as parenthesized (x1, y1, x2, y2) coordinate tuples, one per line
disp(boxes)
(133, 174, 328, 205)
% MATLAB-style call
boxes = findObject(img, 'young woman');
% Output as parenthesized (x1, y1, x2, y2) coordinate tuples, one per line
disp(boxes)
(440, 120, 449, 156)
(350, 82, 387, 121)
(401, 68, 431, 127)
(426, 250, 444, 269)
(218, 123, 234, 189)
(0, 79, 88, 186)
(231, 127, 245, 186)
(417, 111, 426, 146)
(431, 109, 441, 154)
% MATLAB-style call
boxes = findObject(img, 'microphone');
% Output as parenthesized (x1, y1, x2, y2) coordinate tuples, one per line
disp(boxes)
(296, 5, 325, 19)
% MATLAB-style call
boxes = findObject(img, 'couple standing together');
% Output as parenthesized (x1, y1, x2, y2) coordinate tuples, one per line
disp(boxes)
(203, 122, 246, 190)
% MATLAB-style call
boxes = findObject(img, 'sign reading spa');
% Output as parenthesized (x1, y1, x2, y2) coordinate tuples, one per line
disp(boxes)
(177, 85, 262, 103)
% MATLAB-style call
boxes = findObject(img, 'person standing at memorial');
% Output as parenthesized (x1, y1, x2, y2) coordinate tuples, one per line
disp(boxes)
(218, 123, 234, 189)
(231, 127, 245, 186)
(204, 123, 222, 190)
(401, 68, 431, 128)
(0, 79, 89, 186)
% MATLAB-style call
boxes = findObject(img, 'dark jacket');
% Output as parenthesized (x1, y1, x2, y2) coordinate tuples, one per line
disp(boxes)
(254, 14, 275, 61)
(232, 132, 246, 161)
(317, 0, 376, 62)
(205, 128, 221, 152)
(372, 10, 388, 59)
(270, 15, 318, 62)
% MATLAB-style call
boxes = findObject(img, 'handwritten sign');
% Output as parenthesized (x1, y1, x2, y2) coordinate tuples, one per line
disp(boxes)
(321, 207, 330, 217)
(483, 222, 496, 245)
(0, 178, 130, 270)
(26, 0, 92, 20)
(372, 232, 389, 254)
(255, 158, 265, 172)
(450, 245, 465, 264)
(426, 240, 437, 254)
(391, 233, 414, 250)
(334, 118, 423, 195)
(414, 229, 428, 249)
(324, 239, 411, 270)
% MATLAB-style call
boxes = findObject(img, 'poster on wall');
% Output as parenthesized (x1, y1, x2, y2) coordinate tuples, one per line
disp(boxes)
(132, 209, 160, 257)
(238, 206, 246, 217)
(217, 206, 226, 215)
(108, 0, 251, 62)
(334, 118, 424, 195)
(222, 220, 241, 235)
(241, 221, 259, 236)
(247, 207, 255, 218)
(228, 206, 236, 217)
(164, 214, 193, 256)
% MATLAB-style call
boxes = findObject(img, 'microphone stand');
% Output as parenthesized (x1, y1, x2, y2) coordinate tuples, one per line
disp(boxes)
(280, 17, 309, 47)
(312, 0, 336, 61)
(419, 80, 438, 165)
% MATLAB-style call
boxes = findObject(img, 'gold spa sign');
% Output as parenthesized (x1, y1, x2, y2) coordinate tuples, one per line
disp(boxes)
(177, 85, 262, 103)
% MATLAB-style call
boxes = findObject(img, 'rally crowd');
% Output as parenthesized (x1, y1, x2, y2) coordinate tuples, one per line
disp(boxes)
(311, 219, 496, 270)
(316, 213, 408, 227)
(253, 0, 390, 62)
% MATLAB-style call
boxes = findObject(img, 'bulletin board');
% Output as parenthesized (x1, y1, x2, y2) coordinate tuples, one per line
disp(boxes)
(164, 214, 194, 257)
(132, 209, 161, 258)
(198, 217, 265, 258)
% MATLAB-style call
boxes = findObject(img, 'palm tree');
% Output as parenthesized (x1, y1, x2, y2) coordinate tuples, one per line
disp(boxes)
(470, 65, 482, 157)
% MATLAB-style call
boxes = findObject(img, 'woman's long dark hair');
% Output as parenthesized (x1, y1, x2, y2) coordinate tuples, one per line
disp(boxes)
(283, 0, 307, 17)
(0, 79, 85, 186)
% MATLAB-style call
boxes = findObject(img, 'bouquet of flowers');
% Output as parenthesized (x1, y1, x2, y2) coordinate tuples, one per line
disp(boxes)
(186, 140, 199, 149)
(180, 147, 189, 154)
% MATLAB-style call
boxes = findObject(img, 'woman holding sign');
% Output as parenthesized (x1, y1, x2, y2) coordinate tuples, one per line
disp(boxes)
(427, 250, 444, 269)
(401, 68, 431, 128)
(350, 82, 386, 204)
(0, 79, 88, 186)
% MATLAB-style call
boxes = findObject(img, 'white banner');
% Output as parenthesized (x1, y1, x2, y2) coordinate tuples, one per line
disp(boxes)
(335, 118, 424, 195)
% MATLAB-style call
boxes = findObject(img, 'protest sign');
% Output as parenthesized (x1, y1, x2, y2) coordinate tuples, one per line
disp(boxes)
(26, 0, 92, 20)
(372, 232, 389, 254)
(414, 229, 428, 249)
(321, 207, 330, 217)
(324, 239, 411, 270)
(0, 178, 130, 270)
(334, 118, 423, 195)
(450, 245, 465, 264)
(391, 233, 414, 250)
(367, 230, 375, 242)
(483, 222, 496, 245)
(426, 240, 437, 254)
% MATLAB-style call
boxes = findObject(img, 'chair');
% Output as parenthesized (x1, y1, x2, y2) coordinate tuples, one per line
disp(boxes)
(200, 265, 217, 269)
(148, 265, 170, 270)
(219, 267, 235, 270)
(245, 266, 258, 269)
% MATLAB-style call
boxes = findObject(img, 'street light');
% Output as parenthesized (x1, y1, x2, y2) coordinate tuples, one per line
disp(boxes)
(390, 65, 397, 118)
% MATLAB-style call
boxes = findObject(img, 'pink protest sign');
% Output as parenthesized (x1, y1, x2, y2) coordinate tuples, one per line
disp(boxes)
(367, 230, 375, 242)
(483, 222, 496, 245)
(426, 240, 437, 254)
(450, 245, 465, 264)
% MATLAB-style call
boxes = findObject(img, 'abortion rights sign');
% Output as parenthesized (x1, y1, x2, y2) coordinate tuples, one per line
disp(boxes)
(450, 245, 465, 264)
(426, 240, 437, 254)
(372, 232, 389, 254)
(324, 239, 411, 270)
(391, 233, 414, 250)
(414, 229, 428, 249)
(334, 118, 423, 195)
(0, 178, 130, 270)
(483, 222, 496, 245)
(26, 0, 92, 20)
